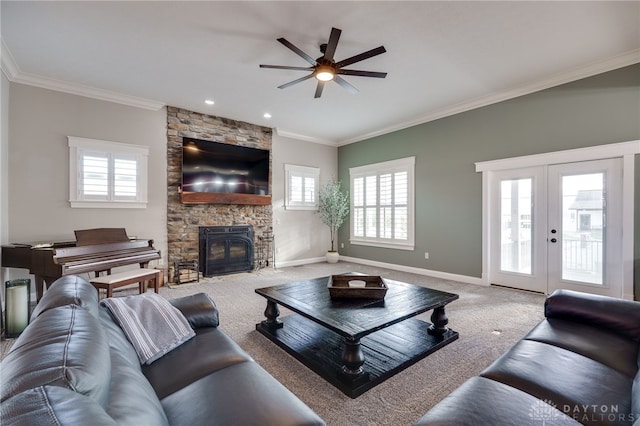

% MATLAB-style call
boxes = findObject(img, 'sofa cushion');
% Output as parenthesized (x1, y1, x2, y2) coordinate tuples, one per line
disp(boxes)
(0, 305, 111, 406)
(170, 293, 220, 328)
(98, 307, 170, 425)
(142, 327, 253, 399)
(159, 361, 325, 426)
(412, 376, 581, 426)
(633, 353, 640, 424)
(30, 275, 100, 320)
(545, 289, 640, 340)
(633, 371, 640, 425)
(481, 340, 634, 424)
(0, 386, 116, 426)
(525, 318, 639, 378)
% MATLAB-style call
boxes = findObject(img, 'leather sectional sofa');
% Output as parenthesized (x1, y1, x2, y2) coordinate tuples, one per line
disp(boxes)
(0, 275, 325, 425)
(414, 289, 640, 425)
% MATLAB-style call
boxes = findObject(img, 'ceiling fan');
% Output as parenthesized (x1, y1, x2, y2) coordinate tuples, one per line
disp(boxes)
(260, 27, 387, 98)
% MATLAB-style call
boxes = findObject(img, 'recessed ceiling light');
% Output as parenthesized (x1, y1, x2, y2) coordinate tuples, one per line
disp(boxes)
(263, 113, 272, 119)
(205, 99, 215, 105)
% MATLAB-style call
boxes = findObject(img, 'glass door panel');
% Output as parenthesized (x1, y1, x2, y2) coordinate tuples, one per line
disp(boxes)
(500, 178, 532, 275)
(560, 173, 603, 285)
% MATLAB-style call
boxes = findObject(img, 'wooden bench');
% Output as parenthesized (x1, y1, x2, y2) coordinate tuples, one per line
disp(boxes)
(90, 268, 161, 298)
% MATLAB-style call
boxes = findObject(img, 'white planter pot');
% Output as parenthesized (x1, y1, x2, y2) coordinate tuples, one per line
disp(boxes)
(326, 251, 339, 264)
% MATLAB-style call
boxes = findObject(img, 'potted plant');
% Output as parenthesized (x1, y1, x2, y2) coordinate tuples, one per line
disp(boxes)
(318, 179, 349, 263)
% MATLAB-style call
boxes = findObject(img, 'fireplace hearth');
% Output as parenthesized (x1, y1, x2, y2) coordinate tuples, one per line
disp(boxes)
(199, 226, 255, 277)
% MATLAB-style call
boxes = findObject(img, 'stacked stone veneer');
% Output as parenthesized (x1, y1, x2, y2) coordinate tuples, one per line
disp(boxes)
(167, 106, 272, 274)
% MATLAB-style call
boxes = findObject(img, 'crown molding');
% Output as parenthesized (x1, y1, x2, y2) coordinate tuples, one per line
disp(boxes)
(1, 38, 164, 111)
(1, 38, 20, 81)
(12, 73, 166, 111)
(338, 49, 640, 146)
(274, 128, 337, 146)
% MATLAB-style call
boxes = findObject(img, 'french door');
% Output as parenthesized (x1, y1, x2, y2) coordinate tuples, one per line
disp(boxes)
(489, 158, 623, 297)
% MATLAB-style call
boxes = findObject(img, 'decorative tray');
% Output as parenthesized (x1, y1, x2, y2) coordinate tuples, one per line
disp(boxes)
(328, 275, 388, 300)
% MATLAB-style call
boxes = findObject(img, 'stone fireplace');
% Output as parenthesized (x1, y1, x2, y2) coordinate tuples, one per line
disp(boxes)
(166, 107, 272, 280)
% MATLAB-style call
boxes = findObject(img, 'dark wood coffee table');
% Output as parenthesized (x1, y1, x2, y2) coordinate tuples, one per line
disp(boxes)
(255, 274, 459, 398)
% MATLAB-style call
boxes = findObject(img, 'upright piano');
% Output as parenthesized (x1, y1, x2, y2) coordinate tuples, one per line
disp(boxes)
(1, 228, 161, 301)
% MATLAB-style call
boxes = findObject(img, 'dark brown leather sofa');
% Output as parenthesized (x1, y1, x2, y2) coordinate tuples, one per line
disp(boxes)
(414, 289, 640, 425)
(0, 275, 325, 425)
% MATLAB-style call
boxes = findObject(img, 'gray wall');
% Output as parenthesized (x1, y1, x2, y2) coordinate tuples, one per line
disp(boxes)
(1, 82, 338, 285)
(338, 64, 640, 292)
(1, 72, 8, 247)
(4, 83, 168, 280)
(272, 133, 337, 265)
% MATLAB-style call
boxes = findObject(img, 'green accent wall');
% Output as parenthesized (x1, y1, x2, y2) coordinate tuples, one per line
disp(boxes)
(338, 64, 640, 296)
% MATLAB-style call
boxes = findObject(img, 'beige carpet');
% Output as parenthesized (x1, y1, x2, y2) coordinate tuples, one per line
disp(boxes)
(160, 262, 546, 426)
(1, 262, 546, 425)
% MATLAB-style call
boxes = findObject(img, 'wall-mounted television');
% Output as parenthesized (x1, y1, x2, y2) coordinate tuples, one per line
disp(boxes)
(181, 138, 270, 197)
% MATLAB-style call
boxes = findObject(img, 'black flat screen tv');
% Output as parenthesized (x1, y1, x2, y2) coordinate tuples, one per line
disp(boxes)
(181, 138, 270, 195)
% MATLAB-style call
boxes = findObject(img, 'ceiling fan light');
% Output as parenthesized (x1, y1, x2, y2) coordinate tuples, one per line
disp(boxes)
(315, 65, 335, 81)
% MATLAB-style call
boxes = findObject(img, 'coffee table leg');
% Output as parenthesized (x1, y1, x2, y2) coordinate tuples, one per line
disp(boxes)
(261, 300, 284, 330)
(340, 337, 365, 376)
(428, 306, 450, 337)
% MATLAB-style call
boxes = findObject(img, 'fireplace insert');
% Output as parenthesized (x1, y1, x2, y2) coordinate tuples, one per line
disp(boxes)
(199, 226, 254, 276)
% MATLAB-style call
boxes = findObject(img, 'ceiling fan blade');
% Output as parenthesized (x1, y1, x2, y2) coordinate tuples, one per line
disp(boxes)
(260, 64, 314, 71)
(277, 38, 317, 66)
(314, 81, 325, 98)
(334, 76, 359, 94)
(338, 69, 387, 78)
(335, 46, 386, 68)
(323, 27, 342, 62)
(277, 73, 315, 89)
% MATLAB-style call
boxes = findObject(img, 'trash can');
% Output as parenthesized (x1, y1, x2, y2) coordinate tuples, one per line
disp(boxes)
(5, 279, 31, 337)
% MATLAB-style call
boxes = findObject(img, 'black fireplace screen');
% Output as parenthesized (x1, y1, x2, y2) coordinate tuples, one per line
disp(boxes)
(199, 226, 254, 276)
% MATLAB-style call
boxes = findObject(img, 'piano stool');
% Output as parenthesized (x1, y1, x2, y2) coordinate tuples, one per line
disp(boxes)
(90, 268, 160, 298)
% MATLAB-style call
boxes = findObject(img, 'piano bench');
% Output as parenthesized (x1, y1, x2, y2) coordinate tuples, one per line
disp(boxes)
(90, 268, 160, 298)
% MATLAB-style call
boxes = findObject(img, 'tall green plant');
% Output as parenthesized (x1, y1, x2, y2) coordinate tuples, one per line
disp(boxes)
(318, 180, 349, 252)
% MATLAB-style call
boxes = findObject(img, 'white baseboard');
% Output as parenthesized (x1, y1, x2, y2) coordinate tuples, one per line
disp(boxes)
(275, 256, 327, 268)
(275, 255, 486, 286)
(340, 256, 486, 286)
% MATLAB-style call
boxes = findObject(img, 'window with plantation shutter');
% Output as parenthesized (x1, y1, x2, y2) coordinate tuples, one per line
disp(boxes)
(285, 164, 319, 210)
(350, 157, 415, 250)
(69, 137, 148, 208)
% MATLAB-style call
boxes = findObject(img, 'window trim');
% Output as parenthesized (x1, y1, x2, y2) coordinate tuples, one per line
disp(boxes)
(68, 136, 149, 208)
(284, 164, 320, 211)
(349, 156, 415, 250)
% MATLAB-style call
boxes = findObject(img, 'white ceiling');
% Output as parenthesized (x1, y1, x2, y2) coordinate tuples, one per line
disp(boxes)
(2, 1, 639, 145)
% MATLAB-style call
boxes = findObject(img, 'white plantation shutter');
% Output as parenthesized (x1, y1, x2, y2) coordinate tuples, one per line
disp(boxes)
(69, 137, 148, 208)
(290, 175, 303, 203)
(394, 171, 408, 240)
(353, 177, 365, 237)
(379, 173, 393, 239)
(304, 177, 316, 203)
(365, 175, 377, 238)
(114, 157, 138, 199)
(82, 153, 109, 199)
(349, 157, 415, 250)
(285, 164, 319, 210)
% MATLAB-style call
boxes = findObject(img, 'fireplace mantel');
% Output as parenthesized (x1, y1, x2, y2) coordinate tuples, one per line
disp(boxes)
(181, 192, 272, 206)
